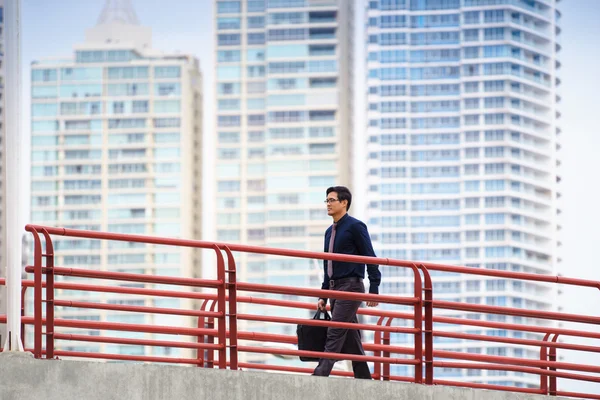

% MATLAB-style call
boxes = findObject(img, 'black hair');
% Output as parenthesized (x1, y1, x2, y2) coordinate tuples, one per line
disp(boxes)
(326, 186, 352, 211)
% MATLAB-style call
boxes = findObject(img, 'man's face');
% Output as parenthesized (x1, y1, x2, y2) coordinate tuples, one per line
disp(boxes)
(326, 191, 347, 217)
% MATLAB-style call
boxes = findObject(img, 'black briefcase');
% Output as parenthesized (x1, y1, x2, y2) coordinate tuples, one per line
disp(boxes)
(296, 310, 331, 362)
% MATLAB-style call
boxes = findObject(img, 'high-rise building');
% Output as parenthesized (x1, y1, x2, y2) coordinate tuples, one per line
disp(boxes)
(214, 0, 354, 362)
(29, 1, 203, 356)
(365, 0, 560, 387)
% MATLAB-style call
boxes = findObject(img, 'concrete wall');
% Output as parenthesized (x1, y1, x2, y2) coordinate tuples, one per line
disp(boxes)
(0, 352, 567, 400)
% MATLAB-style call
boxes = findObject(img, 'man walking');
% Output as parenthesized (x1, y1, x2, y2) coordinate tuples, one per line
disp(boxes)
(313, 186, 381, 379)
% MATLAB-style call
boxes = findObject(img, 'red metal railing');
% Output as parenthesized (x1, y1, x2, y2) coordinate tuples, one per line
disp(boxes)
(0, 224, 599, 399)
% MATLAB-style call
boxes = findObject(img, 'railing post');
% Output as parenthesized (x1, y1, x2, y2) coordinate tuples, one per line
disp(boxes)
(549, 334, 560, 396)
(41, 229, 55, 359)
(383, 317, 394, 381)
(207, 300, 217, 368)
(196, 299, 211, 367)
(411, 264, 423, 384)
(420, 264, 433, 385)
(28, 227, 43, 358)
(222, 246, 238, 370)
(373, 316, 386, 380)
(20, 287, 28, 347)
(540, 332, 551, 394)
(213, 245, 227, 369)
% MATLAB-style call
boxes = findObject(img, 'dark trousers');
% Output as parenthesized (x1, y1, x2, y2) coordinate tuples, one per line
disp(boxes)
(313, 279, 372, 379)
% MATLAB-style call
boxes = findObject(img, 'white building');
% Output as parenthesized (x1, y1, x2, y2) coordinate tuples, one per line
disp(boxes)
(214, 0, 354, 363)
(29, 0, 203, 357)
(365, 0, 560, 387)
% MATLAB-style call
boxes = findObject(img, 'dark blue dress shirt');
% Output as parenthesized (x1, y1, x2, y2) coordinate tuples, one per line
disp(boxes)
(321, 213, 381, 296)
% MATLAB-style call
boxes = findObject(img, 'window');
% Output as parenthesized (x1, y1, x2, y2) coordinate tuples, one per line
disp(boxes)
(154, 118, 181, 128)
(154, 66, 181, 79)
(248, 16, 265, 28)
(219, 132, 240, 143)
(32, 69, 58, 82)
(61, 67, 103, 81)
(32, 86, 59, 99)
(464, 11, 479, 24)
(218, 116, 240, 128)
(219, 99, 241, 110)
(464, 47, 479, 59)
(484, 10, 504, 23)
(107, 83, 149, 96)
(464, 29, 479, 41)
(218, 33, 241, 46)
(247, 0, 265, 12)
(217, 1, 241, 14)
(155, 83, 181, 96)
(484, 28, 505, 41)
(268, 11, 305, 25)
(247, 81, 266, 93)
(217, 17, 241, 30)
(107, 67, 148, 80)
(248, 32, 266, 44)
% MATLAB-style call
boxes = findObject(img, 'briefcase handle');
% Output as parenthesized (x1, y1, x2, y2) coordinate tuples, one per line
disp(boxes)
(314, 309, 331, 321)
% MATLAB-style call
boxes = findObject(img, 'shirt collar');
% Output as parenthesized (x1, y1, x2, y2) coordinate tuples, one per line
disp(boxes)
(334, 213, 349, 226)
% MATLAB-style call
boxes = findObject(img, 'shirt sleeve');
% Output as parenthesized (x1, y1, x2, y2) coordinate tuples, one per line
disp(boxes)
(352, 221, 381, 295)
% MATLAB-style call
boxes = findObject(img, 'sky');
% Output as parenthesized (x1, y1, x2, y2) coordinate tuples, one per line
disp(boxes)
(15, 0, 600, 393)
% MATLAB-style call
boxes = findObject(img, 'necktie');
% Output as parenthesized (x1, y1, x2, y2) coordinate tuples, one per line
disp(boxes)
(327, 223, 337, 279)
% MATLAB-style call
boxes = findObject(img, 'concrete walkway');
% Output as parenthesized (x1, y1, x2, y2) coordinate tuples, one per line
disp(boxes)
(0, 352, 568, 400)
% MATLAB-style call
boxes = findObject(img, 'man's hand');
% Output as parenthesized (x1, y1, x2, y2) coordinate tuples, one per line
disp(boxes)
(317, 299, 327, 311)
(366, 301, 379, 307)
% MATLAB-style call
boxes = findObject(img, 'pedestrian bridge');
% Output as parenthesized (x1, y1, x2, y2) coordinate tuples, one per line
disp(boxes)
(0, 352, 572, 400)
(1, 225, 599, 399)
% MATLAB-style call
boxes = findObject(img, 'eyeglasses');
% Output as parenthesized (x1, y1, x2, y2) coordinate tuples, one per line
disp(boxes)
(324, 198, 339, 204)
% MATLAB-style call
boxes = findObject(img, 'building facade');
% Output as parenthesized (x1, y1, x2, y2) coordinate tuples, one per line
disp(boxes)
(365, 0, 560, 387)
(29, 7, 203, 356)
(214, 0, 354, 362)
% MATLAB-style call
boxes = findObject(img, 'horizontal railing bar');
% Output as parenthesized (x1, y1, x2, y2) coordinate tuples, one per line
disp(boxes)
(434, 361, 600, 383)
(236, 282, 419, 305)
(235, 331, 414, 356)
(237, 346, 419, 366)
(231, 362, 414, 382)
(434, 330, 600, 353)
(53, 350, 202, 365)
(21, 316, 217, 337)
(434, 350, 600, 374)
(555, 391, 600, 400)
(370, 375, 416, 383)
(54, 333, 223, 350)
(433, 300, 600, 325)
(22, 279, 213, 300)
(50, 326, 414, 355)
(53, 300, 222, 318)
(433, 380, 544, 395)
(431, 314, 600, 340)
(237, 314, 419, 334)
(233, 295, 415, 319)
(233, 362, 358, 378)
(24, 266, 222, 289)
